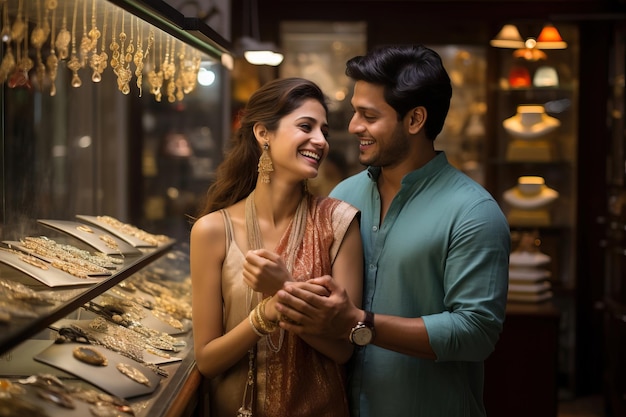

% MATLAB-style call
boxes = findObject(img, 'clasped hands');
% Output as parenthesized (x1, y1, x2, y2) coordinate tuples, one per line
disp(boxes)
(243, 248, 356, 340)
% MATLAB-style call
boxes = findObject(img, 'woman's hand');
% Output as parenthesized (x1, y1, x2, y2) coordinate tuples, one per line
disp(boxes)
(243, 249, 292, 295)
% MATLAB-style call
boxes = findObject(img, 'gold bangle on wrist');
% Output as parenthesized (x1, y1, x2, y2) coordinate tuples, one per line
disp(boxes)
(249, 310, 268, 337)
(254, 297, 278, 334)
(260, 296, 278, 324)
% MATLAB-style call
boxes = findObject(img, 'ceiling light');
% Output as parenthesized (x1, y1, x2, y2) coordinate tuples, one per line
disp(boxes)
(535, 24, 567, 49)
(239, 36, 284, 66)
(491, 23, 567, 61)
(490, 24, 525, 49)
(238, 0, 284, 66)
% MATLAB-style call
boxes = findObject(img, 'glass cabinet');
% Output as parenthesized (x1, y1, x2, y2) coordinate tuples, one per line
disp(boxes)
(486, 22, 580, 396)
(0, 0, 230, 415)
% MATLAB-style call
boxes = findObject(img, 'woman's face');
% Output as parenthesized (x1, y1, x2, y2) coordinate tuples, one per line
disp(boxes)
(267, 99, 330, 183)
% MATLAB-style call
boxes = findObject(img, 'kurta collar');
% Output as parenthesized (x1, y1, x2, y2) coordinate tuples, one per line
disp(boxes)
(366, 151, 448, 185)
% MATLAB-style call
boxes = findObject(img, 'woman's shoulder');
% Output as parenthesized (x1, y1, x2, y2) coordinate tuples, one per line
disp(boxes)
(191, 210, 226, 240)
(193, 200, 245, 233)
(311, 195, 359, 222)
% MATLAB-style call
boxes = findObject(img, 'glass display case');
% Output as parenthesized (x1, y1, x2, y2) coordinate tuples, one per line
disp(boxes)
(0, 0, 231, 415)
(487, 22, 580, 395)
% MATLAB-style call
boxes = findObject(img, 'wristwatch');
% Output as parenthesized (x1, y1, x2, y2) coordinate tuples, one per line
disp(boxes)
(349, 310, 375, 346)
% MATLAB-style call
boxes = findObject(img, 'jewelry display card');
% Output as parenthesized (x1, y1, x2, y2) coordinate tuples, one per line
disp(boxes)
(34, 342, 162, 399)
(5, 241, 113, 277)
(0, 249, 105, 287)
(105, 288, 192, 335)
(76, 215, 167, 248)
(95, 293, 190, 336)
(0, 339, 72, 378)
(50, 319, 183, 366)
(37, 219, 142, 256)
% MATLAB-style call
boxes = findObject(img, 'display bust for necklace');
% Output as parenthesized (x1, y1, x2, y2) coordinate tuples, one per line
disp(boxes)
(503, 176, 559, 210)
(503, 105, 561, 140)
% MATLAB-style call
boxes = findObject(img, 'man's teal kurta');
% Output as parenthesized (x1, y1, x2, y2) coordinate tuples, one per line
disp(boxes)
(330, 152, 510, 417)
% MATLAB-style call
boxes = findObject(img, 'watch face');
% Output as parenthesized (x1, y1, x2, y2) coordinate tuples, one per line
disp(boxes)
(352, 327, 373, 346)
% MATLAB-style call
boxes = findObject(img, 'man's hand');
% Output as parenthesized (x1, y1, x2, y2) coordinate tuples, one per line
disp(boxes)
(275, 276, 362, 340)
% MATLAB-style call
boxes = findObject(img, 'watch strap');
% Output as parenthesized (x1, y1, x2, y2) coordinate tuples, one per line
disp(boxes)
(363, 310, 374, 327)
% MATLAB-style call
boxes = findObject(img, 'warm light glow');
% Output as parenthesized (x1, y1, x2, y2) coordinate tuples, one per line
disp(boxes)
(524, 38, 537, 49)
(244, 50, 284, 66)
(490, 24, 525, 48)
(513, 47, 547, 61)
(197, 68, 216, 86)
(221, 53, 234, 70)
(536, 24, 567, 49)
(239, 36, 284, 66)
(491, 23, 567, 51)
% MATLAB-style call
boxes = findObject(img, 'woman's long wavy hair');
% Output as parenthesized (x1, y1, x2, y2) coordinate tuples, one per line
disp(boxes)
(193, 77, 328, 220)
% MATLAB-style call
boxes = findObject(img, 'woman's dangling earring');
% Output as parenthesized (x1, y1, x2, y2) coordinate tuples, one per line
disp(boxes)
(258, 141, 273, 184)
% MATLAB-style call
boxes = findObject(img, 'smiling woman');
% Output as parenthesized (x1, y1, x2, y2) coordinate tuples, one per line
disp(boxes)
(189, 77, 364, 417)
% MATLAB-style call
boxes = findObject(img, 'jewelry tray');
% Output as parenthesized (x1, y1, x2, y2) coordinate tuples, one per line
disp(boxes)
(5, 240, 113, 277)
(92, 293, 192, 335)
(50, 319, 183, 366)
(37, 219, 142, 256)
(0, 249, 105, 287)
(34, 341, 162, 399)
(76, 214, 164, 248)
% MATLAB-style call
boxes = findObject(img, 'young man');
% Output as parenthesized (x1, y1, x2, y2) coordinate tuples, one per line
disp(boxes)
(275, 45, 510, 416)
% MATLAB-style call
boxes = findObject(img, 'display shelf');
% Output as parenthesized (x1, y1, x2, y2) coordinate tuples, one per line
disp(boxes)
(0, 240, 196, 417)
(0, 240, 173, 356)
(487, 22, 579, 396)
(488, 25, 579, 286)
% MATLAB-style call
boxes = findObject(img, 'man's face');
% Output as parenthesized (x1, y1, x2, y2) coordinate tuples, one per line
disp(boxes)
(348, 81, 409, 168)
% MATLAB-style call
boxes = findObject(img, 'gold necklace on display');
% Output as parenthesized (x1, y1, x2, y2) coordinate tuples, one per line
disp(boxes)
(89, 0, 107, 82)
(67, 0, 82, 87)
(47, 0, 59, 95)
(55, 0, 70, 60)
(0, 0, 16, 84)
(31, 0, 47, 90)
